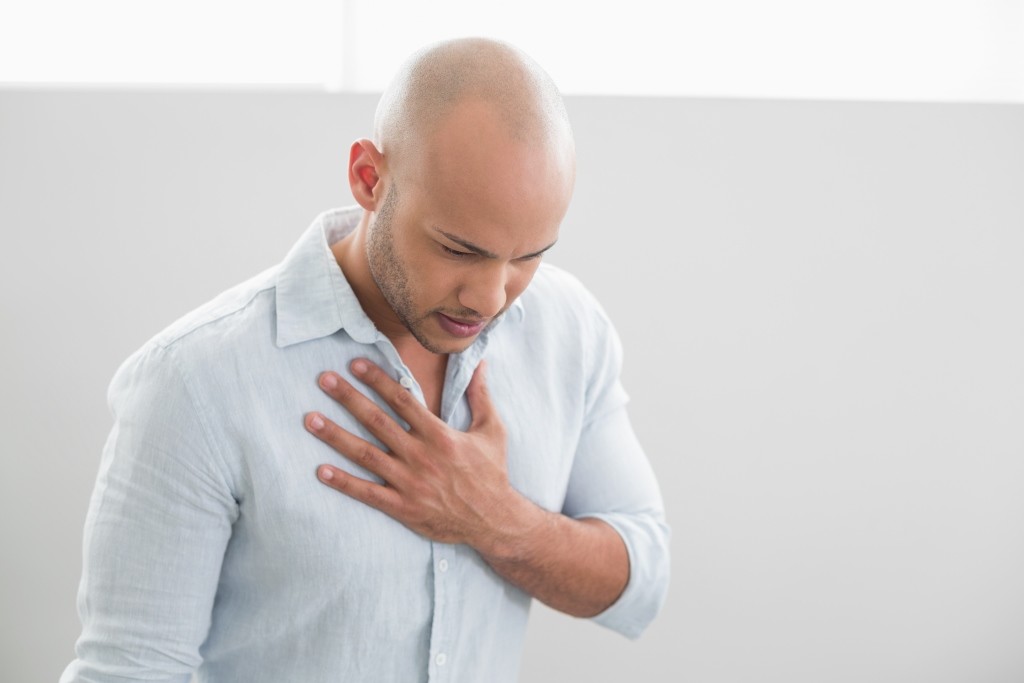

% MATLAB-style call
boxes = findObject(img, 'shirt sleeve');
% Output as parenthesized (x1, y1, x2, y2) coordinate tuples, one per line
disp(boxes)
(61, 342, 238, 683)
(560, 311, 671, 639)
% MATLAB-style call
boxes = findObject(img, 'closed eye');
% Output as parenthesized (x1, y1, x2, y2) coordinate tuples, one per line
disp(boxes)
(441, 244, 474, 258)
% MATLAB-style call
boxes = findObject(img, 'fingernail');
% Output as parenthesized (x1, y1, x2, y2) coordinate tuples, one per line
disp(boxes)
(320, 467, 334, 481)
(320, 373, 338, 390)
(309, 414, 325, 430)
(352, 359, 368, 375)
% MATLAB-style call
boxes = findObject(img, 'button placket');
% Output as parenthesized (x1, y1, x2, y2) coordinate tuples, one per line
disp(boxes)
(427, 542, 453, 681)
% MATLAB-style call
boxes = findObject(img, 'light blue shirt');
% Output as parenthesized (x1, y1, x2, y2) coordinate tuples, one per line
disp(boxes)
(62, 207, 670, 683)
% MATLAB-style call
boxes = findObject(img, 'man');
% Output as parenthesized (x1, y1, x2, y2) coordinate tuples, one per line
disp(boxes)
(62, 38, 669, 683)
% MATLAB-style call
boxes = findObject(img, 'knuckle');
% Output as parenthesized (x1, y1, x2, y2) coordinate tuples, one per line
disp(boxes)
(434, 431, 456, 453)
(416, 456, 440, 479)
(335, 381, 357, 402)
(330, 471, 350, 490)
(405, 441, 428, 463)
(392, 386, 415, 409)
(365, 485, 390, 511)
(356, 443, 378, 467)
(367, 409, 391, 433)
(389, 497, 408, 519)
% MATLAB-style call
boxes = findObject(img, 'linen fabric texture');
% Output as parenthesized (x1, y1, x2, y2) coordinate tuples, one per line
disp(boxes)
(61, 206, 670, 683)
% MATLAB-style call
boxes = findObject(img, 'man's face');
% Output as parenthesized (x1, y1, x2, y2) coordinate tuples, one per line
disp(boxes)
(366, 101, 574, 355)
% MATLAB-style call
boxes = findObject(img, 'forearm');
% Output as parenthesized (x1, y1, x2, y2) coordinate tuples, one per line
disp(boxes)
(473, 490, 629, 618)
(308, 360, 640, 619)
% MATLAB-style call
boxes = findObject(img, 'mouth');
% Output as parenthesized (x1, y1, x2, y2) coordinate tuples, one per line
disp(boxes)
(436, 312, 488, 338)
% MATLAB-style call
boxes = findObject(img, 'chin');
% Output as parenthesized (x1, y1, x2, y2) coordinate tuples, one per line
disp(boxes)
(407, 326, 478, 355)
(429, 336, 480, 355)
(410, 315, 488, 354)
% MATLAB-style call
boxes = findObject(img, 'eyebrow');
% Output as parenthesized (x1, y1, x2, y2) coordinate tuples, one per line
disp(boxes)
(434, 228, 558, 260)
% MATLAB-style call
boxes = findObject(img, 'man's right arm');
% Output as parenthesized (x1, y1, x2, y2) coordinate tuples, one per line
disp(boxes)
(61, 343, 238, 683)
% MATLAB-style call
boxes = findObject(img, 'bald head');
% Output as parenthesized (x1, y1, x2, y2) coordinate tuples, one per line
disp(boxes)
(340, 39, 576, 352)
(373, 38, 574, 169)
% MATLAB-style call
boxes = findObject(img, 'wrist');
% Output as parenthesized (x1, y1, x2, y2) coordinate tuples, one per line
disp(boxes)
(471, 486, 552, 564)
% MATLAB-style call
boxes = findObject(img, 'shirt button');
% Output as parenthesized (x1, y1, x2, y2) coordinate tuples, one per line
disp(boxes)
(435, 653, 447, 666)
(399, 375, 414, 389)
(438, 559, 449, 572)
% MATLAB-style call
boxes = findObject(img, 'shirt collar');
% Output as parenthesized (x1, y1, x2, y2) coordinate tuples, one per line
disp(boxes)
(275, 206, 524, 349)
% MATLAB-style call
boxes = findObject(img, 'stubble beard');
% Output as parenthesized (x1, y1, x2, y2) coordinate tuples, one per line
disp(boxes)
(366, 183, 449, 354)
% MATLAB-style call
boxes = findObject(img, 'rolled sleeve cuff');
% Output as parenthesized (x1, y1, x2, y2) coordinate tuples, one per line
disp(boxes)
(577, 510, 671, 639)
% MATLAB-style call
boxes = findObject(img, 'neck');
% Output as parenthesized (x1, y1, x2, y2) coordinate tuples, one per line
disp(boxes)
(331, 214, 448, 414)
(332, 213, 403, 340)
(330, 212, 443, 364)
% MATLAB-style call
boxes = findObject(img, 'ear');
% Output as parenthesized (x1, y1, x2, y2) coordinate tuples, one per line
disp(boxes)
(348, 139, 386, 211)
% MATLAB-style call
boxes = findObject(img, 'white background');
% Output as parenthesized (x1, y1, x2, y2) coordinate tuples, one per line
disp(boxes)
(2, 0, 1023, 101)
(3, 90, 1023, 682)
(3, 3, 1024, 681)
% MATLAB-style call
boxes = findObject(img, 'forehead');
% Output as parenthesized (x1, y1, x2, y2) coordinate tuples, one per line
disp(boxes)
(398, 100, 574, 253)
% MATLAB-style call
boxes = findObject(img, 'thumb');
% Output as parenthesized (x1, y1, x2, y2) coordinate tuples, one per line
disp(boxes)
(467, 360, 497, 432)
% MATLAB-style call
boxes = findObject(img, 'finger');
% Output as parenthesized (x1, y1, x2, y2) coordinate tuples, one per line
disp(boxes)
(466, 360, 498, 432)
(316, 465, 403, 516)
(350, 358, 436, 434)
(305, 411, 401, 483)
(317, 370, 411, 452)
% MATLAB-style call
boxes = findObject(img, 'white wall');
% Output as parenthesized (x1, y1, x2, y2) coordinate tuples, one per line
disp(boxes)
(1, 91, 1022, 682)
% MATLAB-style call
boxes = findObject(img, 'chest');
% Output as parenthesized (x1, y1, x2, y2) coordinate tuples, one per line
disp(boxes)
(402, 352, 448, 417)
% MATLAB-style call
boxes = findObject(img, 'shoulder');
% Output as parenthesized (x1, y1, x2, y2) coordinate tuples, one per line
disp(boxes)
(524, 261, 595, 301)
(513, 264, 629, 415)
(113, 266, 280, 387)
(520, 262, 617, 334)
(153, 266, 279, 350)
(513, 263, 624, 381)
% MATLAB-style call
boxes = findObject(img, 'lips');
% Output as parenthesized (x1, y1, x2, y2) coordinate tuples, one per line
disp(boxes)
(436, 313, 488, 338)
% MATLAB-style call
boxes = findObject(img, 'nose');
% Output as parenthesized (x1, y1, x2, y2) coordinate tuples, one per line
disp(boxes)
(458, 262, 508, 319)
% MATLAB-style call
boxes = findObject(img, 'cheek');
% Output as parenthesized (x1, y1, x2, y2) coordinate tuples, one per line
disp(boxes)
(413, 257, 461, 301)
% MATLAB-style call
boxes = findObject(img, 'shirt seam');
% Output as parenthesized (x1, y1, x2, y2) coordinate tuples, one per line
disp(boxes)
(155, 279, 277, 351)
